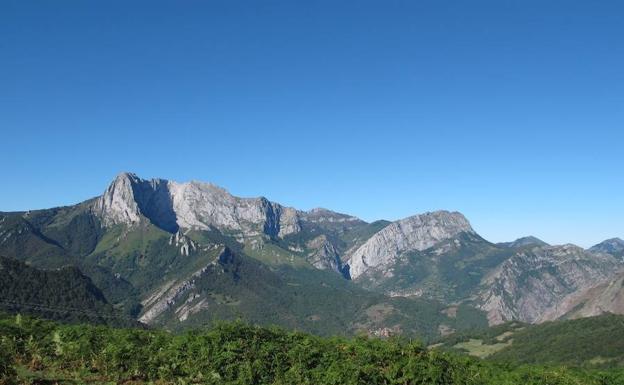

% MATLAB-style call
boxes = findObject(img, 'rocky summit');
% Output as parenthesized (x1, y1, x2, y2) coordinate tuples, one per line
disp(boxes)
(95, 172, 301, 238)
(345, 211, 474, 279)
(589, 238, 624, 257)
(1, 172, 623, 338)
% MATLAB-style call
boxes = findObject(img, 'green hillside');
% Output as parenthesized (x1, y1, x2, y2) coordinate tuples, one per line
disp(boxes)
(1, 313, 623, 385)
(0, 208, 488, 340)
(436, 313, 624, 368)
(142, 244, 487, 340)
(0, 256, 136, 327)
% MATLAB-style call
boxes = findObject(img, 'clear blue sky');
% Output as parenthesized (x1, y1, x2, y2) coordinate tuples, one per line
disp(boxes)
(1, 1, 623, 247)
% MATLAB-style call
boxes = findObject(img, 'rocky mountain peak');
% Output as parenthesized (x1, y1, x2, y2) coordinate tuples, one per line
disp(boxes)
(302, 207, 363, 223)
(94, 172, 177, 231)
(308, 207, 330, 214)
(93, 172, 302, 239)
(94, 172, 143, 226)
(589, 238, 624, 255)
(499, 236, 549, 249)
(346, 210, 474, 279)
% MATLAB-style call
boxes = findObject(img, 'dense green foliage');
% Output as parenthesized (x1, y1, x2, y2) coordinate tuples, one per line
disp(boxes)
(0, 256, 136, 327)
(1, 314, 623, 385)
(490, 314, 624, 368)
(436, 314, 624, 369)
(0, 339, 16, 383)
(0, 205, 103, 269)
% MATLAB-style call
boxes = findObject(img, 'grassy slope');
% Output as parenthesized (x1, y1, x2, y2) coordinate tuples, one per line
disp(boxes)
(490, 314, 624, 367)
(436, 314, 624, 369)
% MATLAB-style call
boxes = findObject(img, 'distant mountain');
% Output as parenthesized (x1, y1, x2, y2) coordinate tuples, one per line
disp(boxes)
(497, 236, 549, 248)
(94, 173, 373, 276)
(345, 211, 474, 280)
(95, 172, 301, 237)
(95, 172, 369, 242)
(589, 238, 624, 257)
(544, 270, 624, 321)
(0, 256, 134, 326)
(0, 173, 489, 339)
(351, 230, 515, 303)
(478, 244, 622, 324)
(0, 172, 622, 337)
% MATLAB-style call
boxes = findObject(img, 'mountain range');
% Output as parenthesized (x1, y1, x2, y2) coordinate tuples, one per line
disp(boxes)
(1, 172, 622, 340)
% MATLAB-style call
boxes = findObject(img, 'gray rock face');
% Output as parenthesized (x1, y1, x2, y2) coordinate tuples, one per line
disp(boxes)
(545, 271, 624, 320)
(167, 180, 301, 238)
(139, 265, 208, 324)
(94, 173, 143, 226)
(345, 211, 474, 279)
(305, 235, 345, 276)
(169, 231, 197, 257)
(94, 173, 302, 239)
(478, 244, 623, 325)
(139, 246, 229, 324)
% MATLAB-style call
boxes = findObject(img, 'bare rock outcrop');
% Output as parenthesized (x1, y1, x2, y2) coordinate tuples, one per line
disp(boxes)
(93, 172, 302, 239)
(478, 244, 622, 325)
(345, 211, 474, 279)
(305, 235, 346, 275)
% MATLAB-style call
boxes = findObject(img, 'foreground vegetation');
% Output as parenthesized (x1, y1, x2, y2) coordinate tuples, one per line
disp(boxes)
(1, 314, 624, 384)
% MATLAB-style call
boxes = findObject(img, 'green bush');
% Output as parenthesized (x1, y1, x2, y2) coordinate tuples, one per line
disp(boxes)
(0, 339, 16, 385)
(1, 314, 623, 385)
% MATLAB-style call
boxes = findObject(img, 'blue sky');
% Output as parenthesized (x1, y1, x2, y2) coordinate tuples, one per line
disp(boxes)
(1, 1, 623, 247)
